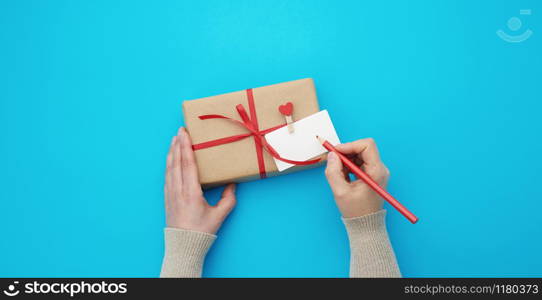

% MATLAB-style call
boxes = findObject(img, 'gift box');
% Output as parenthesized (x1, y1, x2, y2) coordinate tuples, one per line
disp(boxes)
(182, 78, 325, 188)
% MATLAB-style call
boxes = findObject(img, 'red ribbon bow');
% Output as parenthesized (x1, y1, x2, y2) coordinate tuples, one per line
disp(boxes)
(192, 89, 320, 178)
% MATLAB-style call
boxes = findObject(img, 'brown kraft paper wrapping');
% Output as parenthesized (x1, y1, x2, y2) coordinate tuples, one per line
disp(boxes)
(182, 78, 324, 188)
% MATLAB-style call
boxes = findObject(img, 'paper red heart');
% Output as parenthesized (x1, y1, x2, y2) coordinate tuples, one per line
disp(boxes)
(278, 102, 293, 116)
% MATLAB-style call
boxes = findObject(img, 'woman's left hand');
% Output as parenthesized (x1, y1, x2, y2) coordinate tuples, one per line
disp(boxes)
(164, 127, 237, 234)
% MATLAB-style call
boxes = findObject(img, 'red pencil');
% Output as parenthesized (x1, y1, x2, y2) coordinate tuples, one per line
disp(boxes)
(317, 136, 418, 224)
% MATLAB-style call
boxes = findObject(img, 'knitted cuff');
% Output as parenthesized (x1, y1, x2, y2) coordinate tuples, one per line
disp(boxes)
(342, 210, 402, 278)
(342, 210, 387, 236)
(160, 228, 216, 278)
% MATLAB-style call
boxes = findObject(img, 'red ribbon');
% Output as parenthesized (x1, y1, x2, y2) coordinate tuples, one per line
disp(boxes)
(192, 89, 320, 178)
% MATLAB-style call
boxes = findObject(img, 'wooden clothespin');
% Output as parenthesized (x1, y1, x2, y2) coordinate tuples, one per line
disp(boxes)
(279, 102, 294, 133)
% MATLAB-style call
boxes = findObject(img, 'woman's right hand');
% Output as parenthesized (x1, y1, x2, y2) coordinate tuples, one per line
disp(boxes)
(324, 138, 390, 218)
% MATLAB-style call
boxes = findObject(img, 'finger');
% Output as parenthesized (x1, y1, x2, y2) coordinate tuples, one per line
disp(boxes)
(216, 183, 237, 218)
(166, 136, 176, 183)
(171, 134, 182, 188)
(179, 127, 202, 196)
(165, 136, 176, 204)
(166, 136, 176, 173)
(324, 152, 349, 196)
(336, 139, 390, 184)
(334, 138, 382, 168)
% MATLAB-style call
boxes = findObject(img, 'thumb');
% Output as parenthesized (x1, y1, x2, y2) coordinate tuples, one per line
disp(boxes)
(325, 152, 349, 194)
(216, 183, 237, 218)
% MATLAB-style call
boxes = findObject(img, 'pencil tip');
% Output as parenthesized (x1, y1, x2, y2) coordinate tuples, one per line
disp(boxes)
(315, 135, 324, 144)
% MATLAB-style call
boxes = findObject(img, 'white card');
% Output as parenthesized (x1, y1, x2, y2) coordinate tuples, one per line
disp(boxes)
(265, 110, 341, 172)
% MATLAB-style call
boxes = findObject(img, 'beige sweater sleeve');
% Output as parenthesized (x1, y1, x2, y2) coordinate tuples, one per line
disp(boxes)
(160, 209, 400, 278)
(160, 228, 216, 278)
(342, 209, 402, 277)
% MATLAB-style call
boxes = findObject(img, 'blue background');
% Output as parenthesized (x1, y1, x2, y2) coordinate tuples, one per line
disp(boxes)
(1, 0, 541, 277)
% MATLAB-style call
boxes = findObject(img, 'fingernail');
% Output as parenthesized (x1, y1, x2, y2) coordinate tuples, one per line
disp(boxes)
(177, 126, 184, 135)
(327, 152, 337, 162)
(171, 136, 176, 145)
